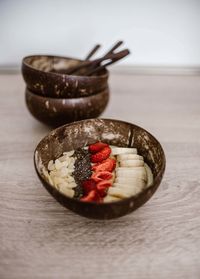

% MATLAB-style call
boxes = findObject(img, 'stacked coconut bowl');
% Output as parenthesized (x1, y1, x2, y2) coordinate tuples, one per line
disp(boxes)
(22, 42, 129, 127)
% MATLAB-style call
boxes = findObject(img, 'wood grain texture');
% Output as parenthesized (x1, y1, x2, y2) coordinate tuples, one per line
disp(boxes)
(0, 73, 200, 279)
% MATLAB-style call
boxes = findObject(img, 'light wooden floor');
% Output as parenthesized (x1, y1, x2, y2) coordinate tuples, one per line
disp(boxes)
(0, 73, 200, 279)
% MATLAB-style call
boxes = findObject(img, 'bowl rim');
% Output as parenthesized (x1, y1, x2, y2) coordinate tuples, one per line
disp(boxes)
(33, 118, 166, 206)
(26, 86, 109, 101)
(22, 54, 109, 79)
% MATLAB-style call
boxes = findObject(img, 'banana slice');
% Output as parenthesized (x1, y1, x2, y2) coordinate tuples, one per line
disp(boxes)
(144, 163, 154, 187)
(104, 195, 122, 203)
(120, 160, 144, 167)
(57, 181, 76, 189)
(116, 174, 147, 182)
(116, 167, 147, 181)
(116, 166, 146, 175)
(58, 185, 74, 198)
(113, 183, 145, 192)
(116, 166, 145, 171)
(117, 154, 143, 161)
(53, 176, 65, 186)
(115, 176, 145, 184)
(113, 180, 145, 189)
(108, 185, 143, 198)
(66, 182, 77, 189)
(111, 147, 137, 156)
(108, 187, 131, 198)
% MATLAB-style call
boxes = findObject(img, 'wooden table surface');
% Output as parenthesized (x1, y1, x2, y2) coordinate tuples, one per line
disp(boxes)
(0, 73, 200, 279)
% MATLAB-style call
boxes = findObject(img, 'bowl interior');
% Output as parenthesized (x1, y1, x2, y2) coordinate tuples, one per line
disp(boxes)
(23, 55, 108, 77)
(24, 55, 79, 73)
(35, 118, 165, 196)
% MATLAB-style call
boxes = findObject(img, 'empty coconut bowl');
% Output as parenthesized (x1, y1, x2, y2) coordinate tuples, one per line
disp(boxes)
(22, 55, 109, 98)
(34, 118, 166, 219)
(25, 87, 109, 127)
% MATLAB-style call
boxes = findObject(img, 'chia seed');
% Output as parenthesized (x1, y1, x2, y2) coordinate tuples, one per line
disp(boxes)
(72, 148, 92, 198)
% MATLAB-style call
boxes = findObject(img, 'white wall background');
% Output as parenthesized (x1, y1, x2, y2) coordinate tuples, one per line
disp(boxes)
(0, 0, 200, 67)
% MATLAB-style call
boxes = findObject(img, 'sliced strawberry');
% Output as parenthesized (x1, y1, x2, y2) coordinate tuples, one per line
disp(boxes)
(96, 180, 112, 197)
(96, 185, 107, 197)
(89, 142, 108, 154)
(82, 179, 96, 194)
(91, 171, 113, 183)
(91, 161, 101, 171)
(91, 146, 111, 163)
(80, 190, 102, 202)
(92, 158, 116, 172)
(97, 180, 112, 188)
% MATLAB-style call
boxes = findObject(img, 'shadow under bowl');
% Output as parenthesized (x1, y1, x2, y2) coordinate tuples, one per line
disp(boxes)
(22, 55, 109, 98)
(34, 118, 166, 219)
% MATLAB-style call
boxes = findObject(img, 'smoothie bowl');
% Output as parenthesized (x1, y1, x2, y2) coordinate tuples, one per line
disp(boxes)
(34, 118, 165, 219)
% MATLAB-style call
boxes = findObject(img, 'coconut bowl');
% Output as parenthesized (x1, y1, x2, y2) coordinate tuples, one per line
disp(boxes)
(34, 119, 166, 219)
(25, 87, 109, 127)
(22, 55, 109, 98)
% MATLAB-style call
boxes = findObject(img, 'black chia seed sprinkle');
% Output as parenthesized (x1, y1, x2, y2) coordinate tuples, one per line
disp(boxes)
(72, 148, 92, 198)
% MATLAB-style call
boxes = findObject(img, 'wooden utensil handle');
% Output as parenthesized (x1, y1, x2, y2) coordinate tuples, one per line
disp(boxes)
(66, 41, 124, 75)
(85, 44, 101, 60)
(86, 49, 130, 76)
(103, 40, 123, 57)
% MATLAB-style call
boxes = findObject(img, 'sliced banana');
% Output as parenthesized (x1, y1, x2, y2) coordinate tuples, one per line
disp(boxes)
(108, 185, 143, 198)
(115, 176, 145, 184)
(67, 175, 76, 183)
(112, 184, 143, 195)
(116, 166, 145, 171)
(58, 185, 74, 198)
(66, 182, 77, 189)
(144, 163, 154, 187)
(111, 147, 137, 156)
(55, 159, 63, 170)
(117, 174, 147, 183)
(108, 187, 131, 198)
(116, 167, 146, 175)
(120, 159, 144, 167)
(57, 181, 76, 189)
(53, 176, 65, 186)
(104, 195, 122, 203)
(113, 180, 145, 189)
(117, 154, 143, 161)
(116, 167, 147, 182)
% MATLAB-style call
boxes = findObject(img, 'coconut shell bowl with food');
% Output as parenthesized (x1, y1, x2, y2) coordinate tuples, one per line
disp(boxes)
(34, 118, 166, 219)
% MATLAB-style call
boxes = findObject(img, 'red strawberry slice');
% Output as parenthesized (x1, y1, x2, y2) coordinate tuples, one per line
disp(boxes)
(96, 180, 112, 197)
(97, 180, 112, 188)
(89, 142, 108, 154)
(96, 186, 107, 197)
(80, 190, 102, 202)
(82, 179, 96, 194)
(91, 171, 113, 183)
(92, 158, 116, 172)
(91, 146, 111, 163)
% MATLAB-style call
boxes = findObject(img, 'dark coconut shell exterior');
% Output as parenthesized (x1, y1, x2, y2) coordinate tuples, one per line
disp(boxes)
(22, 55, 109, 98)
(34, 119, 166, 219)
(25, 87, 109, 127)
